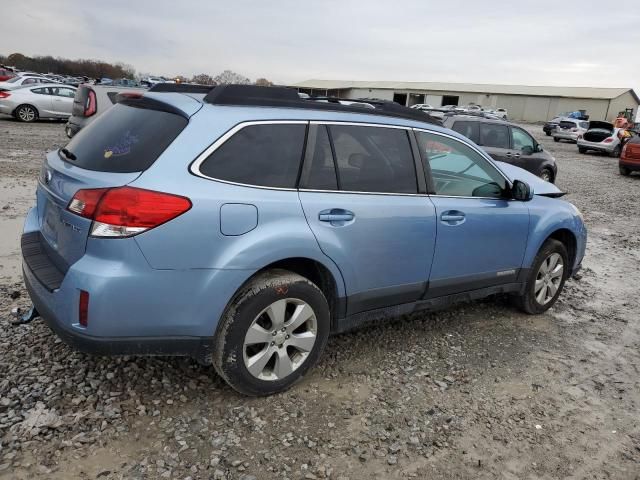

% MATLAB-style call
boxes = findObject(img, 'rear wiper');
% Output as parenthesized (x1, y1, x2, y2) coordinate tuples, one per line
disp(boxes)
(59, 148, 77, 161)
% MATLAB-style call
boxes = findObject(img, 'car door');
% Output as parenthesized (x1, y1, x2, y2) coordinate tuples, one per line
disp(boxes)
(414, 129, 530, 297)
(50, 86, 76, 117)
(510, 125, 541, 173)
(29, 87, 55, 116)
(298, 123, 437, 315)
(478, 122, 512, 163)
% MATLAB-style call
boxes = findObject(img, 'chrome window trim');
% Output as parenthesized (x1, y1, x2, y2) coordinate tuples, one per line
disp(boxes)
(310, 120, 410, 130)
(298, 188, 426, 197)
(189, 120, 307, 191)
(412, 127, 513, 188)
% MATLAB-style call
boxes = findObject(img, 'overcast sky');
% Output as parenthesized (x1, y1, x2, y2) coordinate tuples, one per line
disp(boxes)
(4, 1, 639, 91)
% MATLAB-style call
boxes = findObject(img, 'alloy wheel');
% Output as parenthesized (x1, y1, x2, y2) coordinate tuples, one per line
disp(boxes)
(18, 106, 35, 122)
(540, 170, 552, 182)
(534, 253, 564, 305)
(243, 298, 317, 381)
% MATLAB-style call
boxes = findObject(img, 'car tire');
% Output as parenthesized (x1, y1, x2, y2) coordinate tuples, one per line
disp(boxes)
(619, 165, 631, 176)
(15, 104, 38, 123)
(539, 168, 554, 183)
(545, 131, 551, 136)
(514, 239, 569, 315)
(553, 137, 559, 143)
(213, 269, 330, 396)
(578, 147, 587, 154)
(611, 146, 622, 158)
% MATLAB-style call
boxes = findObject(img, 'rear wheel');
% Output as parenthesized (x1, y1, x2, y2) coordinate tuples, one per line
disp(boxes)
(619, 165, 631, 176)
(611, 145, 622, 158)
(545, 131, 551, 136)
(15, 104, 38, 123)
(514, 239, 568, 314)
(553, 137, 560, 143)
(213, 269, 330, 396)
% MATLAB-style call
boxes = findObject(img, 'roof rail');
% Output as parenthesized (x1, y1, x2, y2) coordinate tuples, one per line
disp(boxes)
(148, 83, 214, 94)
(202, 85, 441, 125)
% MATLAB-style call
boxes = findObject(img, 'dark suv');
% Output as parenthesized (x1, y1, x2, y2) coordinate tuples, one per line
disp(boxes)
(444, 115, 557, 183)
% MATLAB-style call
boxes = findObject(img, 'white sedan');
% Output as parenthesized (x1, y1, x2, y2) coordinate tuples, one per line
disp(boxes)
(0, 75, 54, 91)
(0, 84, 77, 122)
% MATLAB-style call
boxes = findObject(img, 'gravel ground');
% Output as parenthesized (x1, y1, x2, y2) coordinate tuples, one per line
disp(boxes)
(1, 116, 639, 480)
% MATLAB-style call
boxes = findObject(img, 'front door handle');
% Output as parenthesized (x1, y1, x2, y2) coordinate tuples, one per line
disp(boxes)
(319, 209, 354, 224)
(441, 210, 466, 225)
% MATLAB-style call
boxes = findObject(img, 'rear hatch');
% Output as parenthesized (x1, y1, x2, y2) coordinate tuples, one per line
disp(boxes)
(584, 121, 614, 143)
(37, 101, 188, 271)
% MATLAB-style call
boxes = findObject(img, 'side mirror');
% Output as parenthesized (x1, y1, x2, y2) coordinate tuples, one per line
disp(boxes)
(521, 145, 534, 155)
(536, 144, 543, 152)
(512, 180, 533, 201)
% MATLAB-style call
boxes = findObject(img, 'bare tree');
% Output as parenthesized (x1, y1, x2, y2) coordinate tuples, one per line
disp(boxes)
(255, 78, 273, 87)
(214, 70, 251, 85)
(191, 73, 216, 85)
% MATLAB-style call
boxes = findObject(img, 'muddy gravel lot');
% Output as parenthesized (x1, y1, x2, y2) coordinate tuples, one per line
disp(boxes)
(0, 117, 639, 480)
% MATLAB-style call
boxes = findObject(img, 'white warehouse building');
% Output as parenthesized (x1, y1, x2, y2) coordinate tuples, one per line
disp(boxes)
(292, 80, 639, 123)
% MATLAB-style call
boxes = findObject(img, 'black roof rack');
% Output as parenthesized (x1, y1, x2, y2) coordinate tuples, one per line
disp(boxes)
(201, 85, 441, 125)
(148, 83, 214, 94)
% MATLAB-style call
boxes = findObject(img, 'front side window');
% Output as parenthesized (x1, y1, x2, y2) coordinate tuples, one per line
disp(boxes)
(329, 125, 417, 194)
(49, 87, 76, 98)
(511, 127, 535, 152)
(199, 124, 306, 188)
(416, 131, 507, 198)
(479, 123, 510, 149)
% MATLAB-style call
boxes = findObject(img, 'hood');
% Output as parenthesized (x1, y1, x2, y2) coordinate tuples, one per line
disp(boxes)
(588, 121, 613, 131)
(493, 161, 564, 197)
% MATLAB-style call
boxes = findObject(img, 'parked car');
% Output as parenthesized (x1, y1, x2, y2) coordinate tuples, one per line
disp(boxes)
(21, 85, 586, 396)
(443, 115, 557, 182)
(577, 121, 622, 157)
(0, 75, 54, 91)
(141, 76, 166, 87)
(0, 68, 16, 82)
(65, 83, 147, 137)
(619, 135, 640, 176)
(553, 119, 589, 143)
(0, 84, 77, 122)
(410, 103, 433, 110)
(494, 108, 508, 120)
(543, 116, 563, 136)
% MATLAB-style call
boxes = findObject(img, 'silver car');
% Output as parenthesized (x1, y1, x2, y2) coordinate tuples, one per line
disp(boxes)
(0, 84, 77, 122)
(553, 118, 589, 143)
(0, 74, 54, 91)
(577, 121, 622, 157)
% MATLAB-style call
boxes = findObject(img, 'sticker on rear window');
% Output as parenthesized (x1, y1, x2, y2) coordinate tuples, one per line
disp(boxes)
(104, 132, 139, 158)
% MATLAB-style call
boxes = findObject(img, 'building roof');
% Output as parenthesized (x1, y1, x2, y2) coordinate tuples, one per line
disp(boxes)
(293, 80, 639, 102)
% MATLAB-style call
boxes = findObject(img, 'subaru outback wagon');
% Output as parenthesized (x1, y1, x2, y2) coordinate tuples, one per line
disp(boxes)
(21, 85, 587, 396)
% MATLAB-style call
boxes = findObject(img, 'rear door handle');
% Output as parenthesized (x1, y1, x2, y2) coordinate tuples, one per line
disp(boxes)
(441, 210, 466, 225)
(319, 209, 354, 223)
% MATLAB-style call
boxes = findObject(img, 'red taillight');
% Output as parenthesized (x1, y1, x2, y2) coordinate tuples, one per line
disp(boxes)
(603, 137, 614, 143)
(84, 89, 96, 117)
(0, 91, 10, 99)
(79, 290, 89, 327)
(67, 187, 192, 238)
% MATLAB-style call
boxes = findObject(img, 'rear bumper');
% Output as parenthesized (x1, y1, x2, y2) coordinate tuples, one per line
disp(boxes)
(554, 132, 579, 141)
(577, 139, 616, 153)
(21, 207, 253, 359)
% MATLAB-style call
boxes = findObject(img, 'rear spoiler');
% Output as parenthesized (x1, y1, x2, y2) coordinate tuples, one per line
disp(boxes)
(116, 94, 189, 119)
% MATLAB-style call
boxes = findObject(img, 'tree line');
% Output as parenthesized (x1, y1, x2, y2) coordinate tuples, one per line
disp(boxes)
(1, 52, 273, 86)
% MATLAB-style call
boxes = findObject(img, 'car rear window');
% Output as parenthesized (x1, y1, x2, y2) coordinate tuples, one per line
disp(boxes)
(559, 121, 576, 129)
(62, 103, 187, 173)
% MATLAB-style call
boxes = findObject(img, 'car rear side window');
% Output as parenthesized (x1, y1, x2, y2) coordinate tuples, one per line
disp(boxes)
(62, 103, 188, 173)
(479, 123, 510, 149)
(451, 121, 479, 143)
(329, 125, 417, 194)
(560, 121, 576, 129)
(199, 124, 306, 188)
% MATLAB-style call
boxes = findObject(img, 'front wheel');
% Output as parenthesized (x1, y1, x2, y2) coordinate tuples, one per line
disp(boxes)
(553, 137, 560, 143)
(578, 147, 587, 154)
(539, 168, 554, 183)
(619, 165, 631, 176)
(545, 131, 551, 136)
(15, 104, 38, 123)
(213, 269, 330, 396)
(514, 239, 568, 314)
